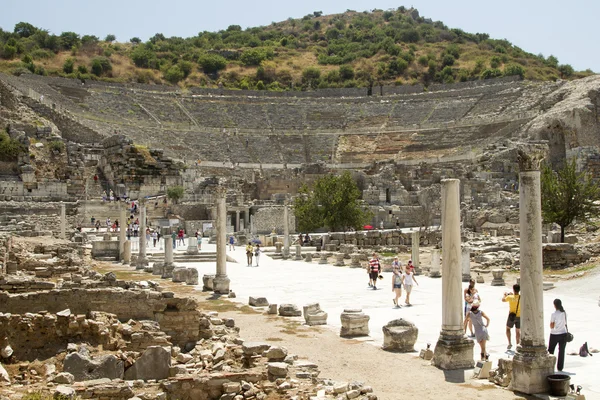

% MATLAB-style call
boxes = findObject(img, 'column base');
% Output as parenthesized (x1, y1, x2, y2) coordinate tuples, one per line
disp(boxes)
(161, 263, 175, 279)
(186, 246, 199, 255)
(429, 271, 441, 278)
(462, 274, 471, 282)
(512, 345, 555, 394)
(433, 329, 474, 370)
(213, 275, 230, 294)
(135, 257, 148, 270)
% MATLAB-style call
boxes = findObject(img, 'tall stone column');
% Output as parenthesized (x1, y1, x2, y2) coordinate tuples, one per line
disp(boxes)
(119, 205, 126, 261)
(244, 210, 249, 232)
(162, 236, 175, 278)
(235, 210, 240, 232)
(60, 202, 66, 240)
(512, 145, 555, 394)
(461, 247, 471, 282)
(213, 187, 230, 294)
(429, 248, 441, 278)
(411, 230, 421, 275)
(433, 179, 474, 369)
(283, 205, 290, 258)
(136, 203, 148, 269)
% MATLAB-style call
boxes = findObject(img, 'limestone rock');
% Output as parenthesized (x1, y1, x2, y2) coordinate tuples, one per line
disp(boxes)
(54, 385, 75, 399)
(53, 372, 75, 384)
(63, 350, 124, 381)
(0, 344, 12, 359)
(268, 362, 288, 377)
(242, 342, 271, 356)
(382, 318, 418, 352)
(124, 346, 171, 381)
(249, 296, 269, 307)
(278, 304, 302, 317)
(303, 303, 327, 326)
(266, 346, 288, 361)
(176, 353, 193, 364)
(340, 309, 370, 337)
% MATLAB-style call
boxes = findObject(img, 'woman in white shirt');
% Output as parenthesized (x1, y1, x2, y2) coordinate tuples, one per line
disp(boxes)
(549, 298, 568, 371)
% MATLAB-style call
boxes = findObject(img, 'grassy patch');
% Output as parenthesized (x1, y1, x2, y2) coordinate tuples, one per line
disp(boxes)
(544, 263, 599, 276)
(265, 337, 284, 342)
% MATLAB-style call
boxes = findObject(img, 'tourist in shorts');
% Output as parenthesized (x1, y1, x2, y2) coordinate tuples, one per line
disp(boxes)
(402, 268, 418, 305)
(502, 284, 521, 350)
(464, 279, 481, 337)
(392, 263, 403, 307)
(196, 235, 202, 251)
(229, 235, 235, 251)
(368, 253, 381, 290)
(245, 243, 254, 266)
(464, 300, 490, 361)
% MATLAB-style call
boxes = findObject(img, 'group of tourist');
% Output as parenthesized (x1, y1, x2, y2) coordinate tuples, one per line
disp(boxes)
(245, 243, 261, 267)
(366, 254, 418, 306)
(464, 280, 570, 370)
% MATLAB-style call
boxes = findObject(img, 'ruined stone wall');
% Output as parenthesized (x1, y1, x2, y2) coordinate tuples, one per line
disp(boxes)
(542, 243, 591, 269)
(251, 206, 296, 234)
(0, 288, 200, 346)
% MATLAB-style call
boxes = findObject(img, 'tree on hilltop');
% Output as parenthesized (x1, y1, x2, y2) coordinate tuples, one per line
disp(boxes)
(293, 172, 372, 232)
(541, 159, 600, 242)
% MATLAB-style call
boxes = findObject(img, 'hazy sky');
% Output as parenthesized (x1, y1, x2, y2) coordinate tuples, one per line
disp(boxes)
(1, 0, 597, 72)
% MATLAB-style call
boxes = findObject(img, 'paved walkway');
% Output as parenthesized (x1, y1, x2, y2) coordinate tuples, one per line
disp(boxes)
(165, 242, 599, 397)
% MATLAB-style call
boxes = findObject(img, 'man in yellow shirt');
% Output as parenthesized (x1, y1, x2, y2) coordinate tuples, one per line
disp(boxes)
(245, 243, 254, 267)
(502, 284, 521, 350)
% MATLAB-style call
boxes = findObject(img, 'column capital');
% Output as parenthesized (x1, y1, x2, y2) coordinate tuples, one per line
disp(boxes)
(214, 185, 227, 199)
(517, 142, 547, 172)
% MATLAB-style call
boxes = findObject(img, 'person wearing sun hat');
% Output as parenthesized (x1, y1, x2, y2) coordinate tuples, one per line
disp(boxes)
(463, 300, 491, 361)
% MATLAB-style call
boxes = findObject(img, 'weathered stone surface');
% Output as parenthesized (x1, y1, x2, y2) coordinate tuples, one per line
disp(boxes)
(249, 296, 269, 307)
(123, 346, 170, 381)
(242, 342, 271, 356)
(266, 346, 288, 361)
(382, 318, 419, 352)
(340, 309, 369, 337)
(0, 363, 9, 383)
(303, 303, 328, 326)
(54, 385, 75, 399)
(268, 362, 288, 377)
(63, 349, 124, 381)
(278, 303, 302, 317)
(53, 372, 75, 384)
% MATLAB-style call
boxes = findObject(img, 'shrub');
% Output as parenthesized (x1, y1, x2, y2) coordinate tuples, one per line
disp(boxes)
(62, 58, 74, 74)
(256, 80, 266, 90)
(77, 65, 88, 74)
(197, 53, 227, 73)
(490, 56, 501, 69)
(21, 54, 33, 64)
(104, 34, 116, 42)
(0, 131, 25, 161)
(240, 48, 273, 66)
(49, 140, 65, 153)
(163, 65, 184, 83)
(30, 49, 53, 60)
(2, 44, 17, 59)
(131, 44, 155, 68)
(504, 64, 525, 78)
(417, 55, 428, 66)
(90, 57, 112, 76)
(302, 66, 321, 87)
(441, 54, 455, 67)
(558, 64, 574, 78)
(178, 60, 193, 78)
(388, 57, 408, 75)
(167, 186, 185, 204)
(480, 68, 502, 79)
(398, 28, 420, 43)
(339, 64, 354, 80)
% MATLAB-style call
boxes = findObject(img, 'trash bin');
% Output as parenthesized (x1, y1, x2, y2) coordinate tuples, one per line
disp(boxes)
(547, 374, 571, 396)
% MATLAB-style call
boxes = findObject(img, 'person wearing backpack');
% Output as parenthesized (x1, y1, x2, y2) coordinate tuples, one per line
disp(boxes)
(549, 298, 568, 371)
(502, 284, 521, 350)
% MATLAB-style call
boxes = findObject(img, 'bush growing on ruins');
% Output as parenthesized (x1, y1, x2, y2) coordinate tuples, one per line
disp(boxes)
(480, 68, 502, 80)
(167, 186, 185, 204)
(131, 44, 156, 68)
(302, 67, 321, 88)
(62, 58, 74, 74)
(504, 64, 525, 78)
(197, 53, 227, 73)
(240, 48, 273, 66)
(49, 140, 65, 153)
(163, 65, 185, 83)
(293, 171, 372, 232)
(541, 160, 600, 243)
(91, 57, 112, 76)
(0, 131, 25, 161)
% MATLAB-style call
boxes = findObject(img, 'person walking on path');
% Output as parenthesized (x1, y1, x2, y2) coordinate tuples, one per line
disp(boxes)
(548, 298, 568, 371)
(402, 267, 419, 305)
(464, 300, 490, 361)
(406, 260, 414, 273)
(171, 231, 177, 249)
(254, 244, 261, 267)
(152, 231, 158, 247)
(178, 229, 185, 246)
(464, 279, 481, 337)
(391, 263, 403, 307)
(229, 235, 235, 251)
(502, 284, 521, 350)
(245, 243, 254, 267)
(367, 253, 381, 290)
(196, 234, 202, 252)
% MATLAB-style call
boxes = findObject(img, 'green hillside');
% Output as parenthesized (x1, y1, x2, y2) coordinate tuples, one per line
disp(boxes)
(0, 7, 594, 90)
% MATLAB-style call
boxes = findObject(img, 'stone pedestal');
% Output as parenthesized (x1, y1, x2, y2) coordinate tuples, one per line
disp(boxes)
(433, 179, 474, 370)
(304, 253, 313, 263)
(186, 237, 199, 255)
(60, 202, 66, 240)
(324, 244, 337, 252)
(202, 274, 215, 291)
(461, 247, 471, 282)
(172, 267, 187, 283)
(491, 269, 506, 286)
(186, 268, 198, 285)
(411, 231, 421, 275)
(119, 206, 126, 260)
(136, 205, 148, 269)
(278, 304, 302, 317)
(333, 253, 345, 267)
(122, 240, 131, 265)
(283, 205, 290, 257)
(303, 303, 327, 326)
(512, 147, 555, 394)
(213, 276, 230, 294)
(275, 242, 283, 254)
(340, 309, 369, 337)
(318, 252, 328, 265)
(293, 245, 302, 261)
(429, 248, 441, 278)
(161, 237, 175, 278)
(382, 319, 419, 352)
(350, 253, 362, 268)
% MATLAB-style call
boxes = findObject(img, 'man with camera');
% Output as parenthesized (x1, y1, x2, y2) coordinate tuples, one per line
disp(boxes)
(502, 284, 521, 350)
